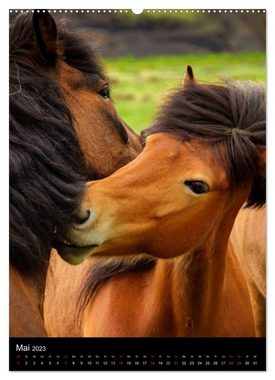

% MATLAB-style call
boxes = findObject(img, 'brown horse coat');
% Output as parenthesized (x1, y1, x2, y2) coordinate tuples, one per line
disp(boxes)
(10, 267, 47, 336)
(44, 211, 266, 337)
(57, 75, 265, 337)
(10, 11, 141, 337)
(231, 207, 266, 336)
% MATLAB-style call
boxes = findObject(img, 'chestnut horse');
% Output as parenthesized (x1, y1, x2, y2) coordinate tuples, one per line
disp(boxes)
(10, 11, 141, 336)
(58, 68, 265, 337)
(232, 207, 266, 336)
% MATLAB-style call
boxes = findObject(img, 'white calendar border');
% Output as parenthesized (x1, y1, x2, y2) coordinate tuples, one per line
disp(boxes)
(0, 1, 274, 379)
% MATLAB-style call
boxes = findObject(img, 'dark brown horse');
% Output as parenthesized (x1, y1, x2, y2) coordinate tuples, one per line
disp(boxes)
(9, 11, 141, 337)
(59, 68, 265, 337)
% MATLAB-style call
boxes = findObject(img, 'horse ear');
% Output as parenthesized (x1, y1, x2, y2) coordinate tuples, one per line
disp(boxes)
(33, 10, 57, 62)
(183, 65, 196, 88)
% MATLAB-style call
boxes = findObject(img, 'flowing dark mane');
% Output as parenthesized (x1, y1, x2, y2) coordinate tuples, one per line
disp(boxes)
(78, 79, 266, 317)
(9, 13, 104, 274)
(143, 81, 266, 208)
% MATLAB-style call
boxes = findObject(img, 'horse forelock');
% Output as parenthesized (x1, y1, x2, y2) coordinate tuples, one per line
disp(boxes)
(9, 13, 104, 274)
(143, 81, 266, 208)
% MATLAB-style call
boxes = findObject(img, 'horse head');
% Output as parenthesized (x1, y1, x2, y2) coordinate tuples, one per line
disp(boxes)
(9, 11, 142, 271)
(57, 67, 265, 263)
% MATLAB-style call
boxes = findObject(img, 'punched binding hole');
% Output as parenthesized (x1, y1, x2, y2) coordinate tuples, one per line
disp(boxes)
(132, 9, 143, 15)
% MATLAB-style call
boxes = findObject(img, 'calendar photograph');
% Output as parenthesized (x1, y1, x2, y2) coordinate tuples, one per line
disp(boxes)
(9, 8, 266, 371)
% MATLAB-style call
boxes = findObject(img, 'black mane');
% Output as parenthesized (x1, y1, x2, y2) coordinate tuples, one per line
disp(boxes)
(9, 13, 104, 274)
(143, 81, 266, 207)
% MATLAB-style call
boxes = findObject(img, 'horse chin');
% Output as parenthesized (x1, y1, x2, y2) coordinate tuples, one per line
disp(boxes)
(56, 244, 98, 265)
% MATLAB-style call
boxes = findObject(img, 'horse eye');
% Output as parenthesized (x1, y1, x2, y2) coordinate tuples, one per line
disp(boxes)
(184, 180, 210, 195)
(98, 86, 110, 100)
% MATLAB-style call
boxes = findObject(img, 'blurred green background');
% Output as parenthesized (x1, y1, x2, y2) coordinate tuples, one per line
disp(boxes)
(105, 52, 266, 132)
(66, 10, 266, 133)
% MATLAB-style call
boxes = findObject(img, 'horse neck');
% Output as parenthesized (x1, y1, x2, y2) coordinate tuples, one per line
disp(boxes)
(170, 211, 239, 335)
(22, 264, 49, 308)
(10, 258, 50, 336)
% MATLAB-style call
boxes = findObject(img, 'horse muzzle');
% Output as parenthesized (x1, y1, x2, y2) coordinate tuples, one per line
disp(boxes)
(54, 226, 99, 265)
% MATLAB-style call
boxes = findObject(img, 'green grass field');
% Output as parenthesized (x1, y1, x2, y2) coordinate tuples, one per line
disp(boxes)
(104, 52, 266, 133)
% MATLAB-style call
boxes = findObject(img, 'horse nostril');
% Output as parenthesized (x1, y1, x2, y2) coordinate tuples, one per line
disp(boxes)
(73, 210, 91, 225)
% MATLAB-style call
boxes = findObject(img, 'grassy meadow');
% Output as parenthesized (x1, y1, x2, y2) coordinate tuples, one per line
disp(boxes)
(104, 52, 266, 133)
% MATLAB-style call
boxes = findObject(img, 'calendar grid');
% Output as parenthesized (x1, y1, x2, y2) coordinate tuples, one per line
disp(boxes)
(10, 337, 266, 371)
